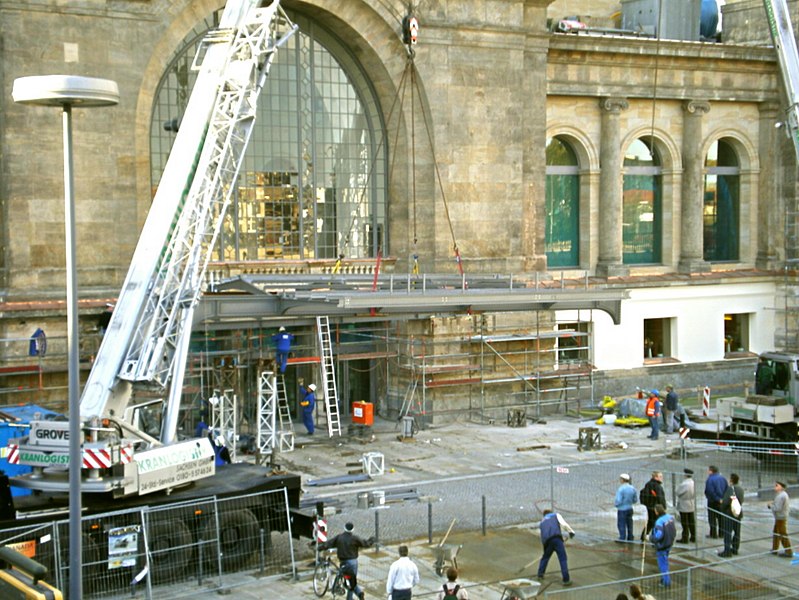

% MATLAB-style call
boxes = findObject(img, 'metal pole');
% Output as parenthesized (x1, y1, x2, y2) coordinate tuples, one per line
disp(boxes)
(428, 501, 433, 544)
(63, 103, 83, 600)
(481, 495, 487, 536)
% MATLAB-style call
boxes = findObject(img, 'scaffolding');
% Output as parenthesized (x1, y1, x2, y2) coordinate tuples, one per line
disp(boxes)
(387, 310, 594, 424)
(0, 310, 596, 430)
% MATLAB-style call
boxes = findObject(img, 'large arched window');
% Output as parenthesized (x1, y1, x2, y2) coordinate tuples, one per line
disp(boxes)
(150, 10, 387, 261)
(704, 139, 740, 261)
(545, 137, 580, 268)
(623, 138, 662, 264)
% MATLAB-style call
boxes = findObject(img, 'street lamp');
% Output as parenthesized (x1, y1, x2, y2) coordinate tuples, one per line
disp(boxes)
(12, 75, 119, 600)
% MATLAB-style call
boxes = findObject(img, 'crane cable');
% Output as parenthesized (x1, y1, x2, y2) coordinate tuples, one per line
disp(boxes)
(338, 11, 465, 278)
(402, 23, 464, 276)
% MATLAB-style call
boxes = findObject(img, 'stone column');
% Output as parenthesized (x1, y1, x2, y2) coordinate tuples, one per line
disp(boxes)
(757, 102, 781, 269)
(678, 100, 711, 273)
(596, 97, 629, 277)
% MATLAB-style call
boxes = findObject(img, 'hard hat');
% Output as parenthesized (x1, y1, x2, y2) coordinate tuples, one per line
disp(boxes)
(308, 383, 317, 391)
(215, 435, 225, 446)
(620, 473, 630, 481)
(279, 326, 286, 332)
(651, 389, 659, 397)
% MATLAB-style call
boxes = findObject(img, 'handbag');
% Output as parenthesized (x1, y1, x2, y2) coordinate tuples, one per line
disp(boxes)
(730, 494, 742, 518)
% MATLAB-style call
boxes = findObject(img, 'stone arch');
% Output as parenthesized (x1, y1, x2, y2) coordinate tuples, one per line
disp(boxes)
(702, 128, 759, 173)
(545, 126, 598, 172)
(621, 126, 680, 172)
(133, 0, 432, 268)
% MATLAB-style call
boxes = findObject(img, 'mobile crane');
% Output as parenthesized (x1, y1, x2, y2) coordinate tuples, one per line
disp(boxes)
(2, 0, 310, 566)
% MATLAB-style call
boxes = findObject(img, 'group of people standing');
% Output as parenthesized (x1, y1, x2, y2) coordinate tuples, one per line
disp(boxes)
(319, 522, 468, 600)
(615, 466, 794, 588)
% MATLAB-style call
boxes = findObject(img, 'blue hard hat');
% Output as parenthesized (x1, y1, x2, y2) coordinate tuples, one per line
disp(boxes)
(651, 389, 659, 396)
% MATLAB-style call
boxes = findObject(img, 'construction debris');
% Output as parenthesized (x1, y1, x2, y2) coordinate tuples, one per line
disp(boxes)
(516, 444, 549, 452)
(306, 473, 371, 487)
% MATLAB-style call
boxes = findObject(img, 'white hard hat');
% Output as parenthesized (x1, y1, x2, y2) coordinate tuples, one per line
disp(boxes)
(308, 383, 317, 391)
(215, 435, 225, 446)
(620, 473, 630, 481)
(279, 326, 286, 332)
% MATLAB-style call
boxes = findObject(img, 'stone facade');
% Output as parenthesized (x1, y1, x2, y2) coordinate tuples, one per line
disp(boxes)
(0, 0, 794, 418)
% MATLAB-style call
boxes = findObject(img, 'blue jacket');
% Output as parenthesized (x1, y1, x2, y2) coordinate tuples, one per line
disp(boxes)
(652, 513, 676, 551)
(615, 483, 638, 511)
(300, 386, 316, 412)
(704, 472, 728, 503)
(272, 332, 294, 352)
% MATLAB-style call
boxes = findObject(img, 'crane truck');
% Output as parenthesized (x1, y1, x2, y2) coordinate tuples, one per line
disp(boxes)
(2, 0, 311, 577)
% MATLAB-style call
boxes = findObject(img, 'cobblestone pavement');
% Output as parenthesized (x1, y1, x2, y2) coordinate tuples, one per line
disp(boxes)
(161, 413, 798, 599)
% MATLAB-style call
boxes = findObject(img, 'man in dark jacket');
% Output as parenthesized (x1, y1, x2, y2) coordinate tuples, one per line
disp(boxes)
(704, 465, 728, 539)
(719, 472, 744, 557)
(320, 522, 373, 600)
(536, 509, 575, 587)
(640, 471, 666, 541)
(664, 385, 679, 434)
(651, 505, 677, 587)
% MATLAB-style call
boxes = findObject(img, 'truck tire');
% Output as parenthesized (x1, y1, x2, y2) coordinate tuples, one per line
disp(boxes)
(208, 508, 259, 571)
(147, 518, 193, 583)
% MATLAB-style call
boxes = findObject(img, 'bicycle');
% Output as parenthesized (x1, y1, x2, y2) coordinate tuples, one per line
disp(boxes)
(313, 549, 355, 597)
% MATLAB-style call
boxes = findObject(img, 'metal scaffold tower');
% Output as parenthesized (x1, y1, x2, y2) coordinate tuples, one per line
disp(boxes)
(257, 371, 294, 455)
(210, 388, 237, 462)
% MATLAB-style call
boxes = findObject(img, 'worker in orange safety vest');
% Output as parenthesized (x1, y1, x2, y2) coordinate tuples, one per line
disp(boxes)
(646, 390, 662, 440)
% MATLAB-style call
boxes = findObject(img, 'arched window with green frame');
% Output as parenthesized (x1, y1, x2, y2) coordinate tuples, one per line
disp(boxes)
(704, 139, 740, 262)
(623, 138, 662, 264)
(545, 137, 580, 268)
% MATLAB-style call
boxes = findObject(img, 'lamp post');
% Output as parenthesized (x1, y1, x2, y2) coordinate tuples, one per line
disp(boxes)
(12, 75, 119, 599)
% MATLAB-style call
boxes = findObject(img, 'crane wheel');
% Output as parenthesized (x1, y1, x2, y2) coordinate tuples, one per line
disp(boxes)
(146, 517, 193, 583)
(206, 508, 259, 571)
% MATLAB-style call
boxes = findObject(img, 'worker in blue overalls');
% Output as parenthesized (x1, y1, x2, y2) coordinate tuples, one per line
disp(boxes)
(299, 379, 316, 435)
(271, 326, 294, 373)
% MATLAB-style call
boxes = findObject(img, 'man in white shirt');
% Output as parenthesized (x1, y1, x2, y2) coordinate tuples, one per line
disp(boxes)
(386, 545, 420, 599)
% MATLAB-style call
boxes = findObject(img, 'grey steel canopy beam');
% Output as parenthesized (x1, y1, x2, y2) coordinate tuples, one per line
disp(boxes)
(196, 276, 626, 325)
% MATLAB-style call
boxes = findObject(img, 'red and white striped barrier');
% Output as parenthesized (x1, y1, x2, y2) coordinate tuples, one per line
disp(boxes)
(314, 518, 328, 544)
(6, 444, 18, 464)
(702, 386, 710, 417)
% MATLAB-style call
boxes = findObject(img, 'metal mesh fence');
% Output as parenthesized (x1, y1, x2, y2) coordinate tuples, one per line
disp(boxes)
(0, 439, 796, 598)
(307, 439, 799, 597)
(0, 487, 294, 600)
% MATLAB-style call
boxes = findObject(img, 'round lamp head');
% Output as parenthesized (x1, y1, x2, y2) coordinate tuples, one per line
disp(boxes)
(13, 75, 119, 107)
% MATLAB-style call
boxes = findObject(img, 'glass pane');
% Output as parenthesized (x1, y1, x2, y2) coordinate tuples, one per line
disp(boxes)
(703, 173, 739, 261)
(545, 174, 579, 267)
(623, 174, 661, 264)
(546, 137, 578, 167)
(624, 138, 659, 167)
(704, 139, 740, 262)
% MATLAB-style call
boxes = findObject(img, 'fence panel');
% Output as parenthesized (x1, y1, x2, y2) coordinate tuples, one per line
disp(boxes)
(53, 507, 149, 599)
(0, 522, 60, 590)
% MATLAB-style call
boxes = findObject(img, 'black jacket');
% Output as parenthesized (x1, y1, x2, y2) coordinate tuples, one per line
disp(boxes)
(641, 478, 667, 510)
(321, 531, 372, 561)
(720, 483, 744, 518)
